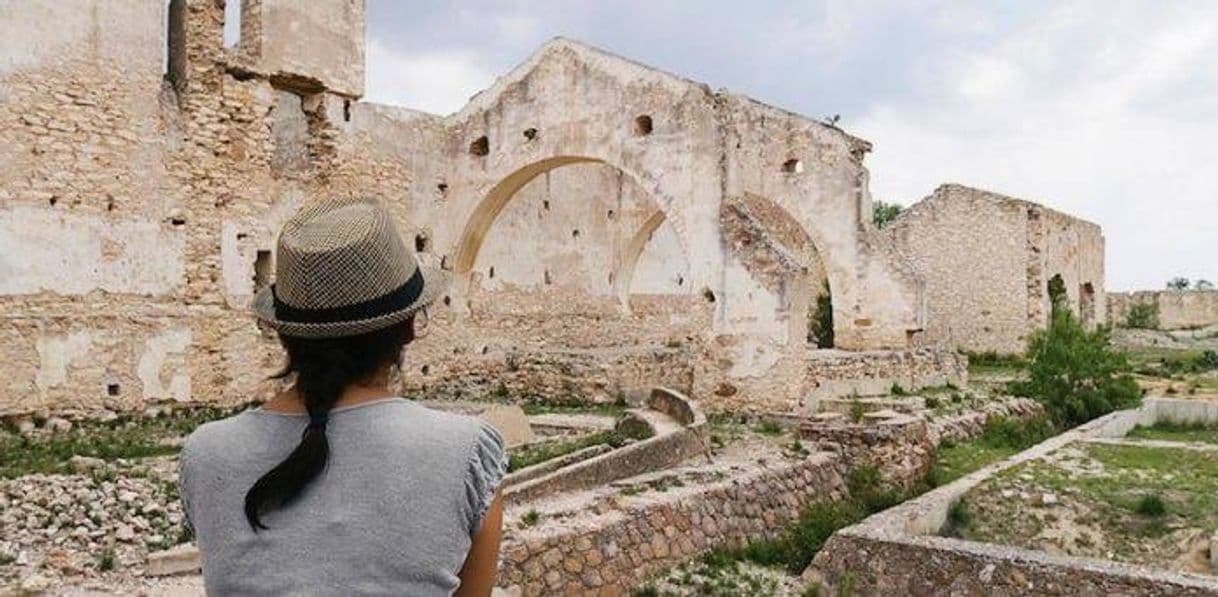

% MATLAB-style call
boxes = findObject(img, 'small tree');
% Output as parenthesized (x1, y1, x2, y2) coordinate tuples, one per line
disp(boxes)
(808, 282, 834, 348)
(1167, 277, 1191, 290)
(1196, 279, 1214, 290)
(1124, 302, 1160, 329)
(1013, 305, 1141, 428)
(872, 201, 904, 229)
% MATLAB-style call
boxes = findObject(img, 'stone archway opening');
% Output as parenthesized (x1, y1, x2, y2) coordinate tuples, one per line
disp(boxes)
(453, 157, 690, 313)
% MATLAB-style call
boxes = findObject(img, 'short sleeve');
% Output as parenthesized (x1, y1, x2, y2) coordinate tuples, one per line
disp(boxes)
(463, 422, 508, 535)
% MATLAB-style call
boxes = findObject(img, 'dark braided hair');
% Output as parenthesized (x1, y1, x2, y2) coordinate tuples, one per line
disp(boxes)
(243, 319, 415, 530)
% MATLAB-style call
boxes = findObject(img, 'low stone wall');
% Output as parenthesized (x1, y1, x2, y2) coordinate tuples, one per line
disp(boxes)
(928, 396, 1044, 446)
(505, 390, 709, 505)
(798, 414, 933, 491)
(809, 399, 1218, 595)
(498, 453, 847, 595)
(804, 348, 968, 405)
(1108, 290, 1218, 330)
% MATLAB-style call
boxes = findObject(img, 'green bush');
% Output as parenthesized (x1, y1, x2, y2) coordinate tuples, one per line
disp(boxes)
(1124, 302, 1159, 329)
(872, 200, 904, 229)
(809, 282, 834, 348)
(1134, 494, 1167, 517)
(1012, 307, 1141, 427)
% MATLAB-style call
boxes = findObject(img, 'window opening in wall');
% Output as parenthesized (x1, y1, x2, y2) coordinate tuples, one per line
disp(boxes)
(488, 266, 495, 279)
(343, 100, 352, 122)
(702, 287, 716, 303)
(107, 383, 121, 397)
(171, 216, 187, 226)
(542, 200, 550, 211)
(634, 115, 653, 136)
(421, 365, 430, 375)
(469, 136, 489, 156)
(1080, 282, 1096, 326)
(523, 127, 538, 141)
(782, 158, 804, 174)
(222, 0, 241, 48)
(415, 234, 429, 253)
(808, 281, 834, 348)
(253, 250, 273, 294)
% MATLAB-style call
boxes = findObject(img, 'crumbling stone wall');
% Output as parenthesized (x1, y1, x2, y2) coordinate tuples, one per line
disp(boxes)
(1108, 290, 1218, 330)
(886, 184, 1105, 354)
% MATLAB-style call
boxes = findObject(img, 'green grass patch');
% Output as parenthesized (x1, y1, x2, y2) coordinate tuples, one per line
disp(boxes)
(507, 428, 644, 472)
(0, 405, 248, 479)
(931, 415, 1056, 485)
(1128, 421, 1218, 445)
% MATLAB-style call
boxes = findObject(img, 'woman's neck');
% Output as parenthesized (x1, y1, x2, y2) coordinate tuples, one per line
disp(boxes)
(261, 375, 395, 414)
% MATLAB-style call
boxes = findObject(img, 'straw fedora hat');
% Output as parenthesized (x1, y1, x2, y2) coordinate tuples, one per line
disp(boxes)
(252, 197, 446, 339)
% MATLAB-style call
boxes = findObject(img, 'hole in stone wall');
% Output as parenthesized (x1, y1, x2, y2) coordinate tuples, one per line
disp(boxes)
(421, 365, 430, 375)
(443, 295, 451, 306)
(608, 272, 614, 285)
(469, 136, 489, 156)
(702, 287, 717, 303)
(236, 232, 249, 241)
(607, 209, 615, 220)
(437, 182, 449, 197)
(544, 270, 552, 285)
(677, 276, 685, 286)
(523, 127, 538, 141)
(171, 217, 187, 226)
(440, 255, 450, 270)
(343, 100, 351, 122)
(634, 115, 653, 136)
(543, 200, 550, 211)
(107, 383, 120, 397)
(782, 158, 804, 174)
(415, 233, 429, 253)
(253, 250, 273, 293)
(488, 266, 495, 279)
(48, 196, 58, 207)
(572, 229, 580, 239)
(106, 198, 116, 212)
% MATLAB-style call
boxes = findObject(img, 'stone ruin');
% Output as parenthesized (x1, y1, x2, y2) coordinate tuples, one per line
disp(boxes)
(9, 1, 1205, 596)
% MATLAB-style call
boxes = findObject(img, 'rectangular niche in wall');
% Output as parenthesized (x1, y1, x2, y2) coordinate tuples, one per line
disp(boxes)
(254, 250, 273, 294)
(270, 89, 311, 175)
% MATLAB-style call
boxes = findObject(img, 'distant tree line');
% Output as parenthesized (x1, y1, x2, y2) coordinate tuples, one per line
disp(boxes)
(1166, 277, 1213, 290)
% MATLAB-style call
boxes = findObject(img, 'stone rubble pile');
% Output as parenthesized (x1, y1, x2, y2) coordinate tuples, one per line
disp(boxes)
(0, 465, 187, 587)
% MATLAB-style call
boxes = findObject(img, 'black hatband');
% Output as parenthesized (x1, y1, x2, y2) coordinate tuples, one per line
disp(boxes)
(272, 268, 424, 324)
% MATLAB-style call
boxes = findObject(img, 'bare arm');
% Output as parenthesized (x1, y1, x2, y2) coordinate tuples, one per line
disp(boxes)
(455, 491, 504, 597)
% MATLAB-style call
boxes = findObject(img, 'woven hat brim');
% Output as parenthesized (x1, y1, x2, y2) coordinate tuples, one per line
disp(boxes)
(252, 264, 447, 339)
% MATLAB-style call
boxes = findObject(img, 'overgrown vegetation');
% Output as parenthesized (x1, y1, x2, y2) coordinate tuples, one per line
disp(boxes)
(696, 466, 904, 576)
(0, 405, 248, 479)
(1123, 302, 1160, 329)
(872, 201, 904, 229)
(508, 427, 648, 472)
(808, 282, 834, 349)
(931, 415, 1056, 484)
(1127, 421, 1218, 445)
(1011, 302, 1140, 428)
(1134, 494, 1167, 517)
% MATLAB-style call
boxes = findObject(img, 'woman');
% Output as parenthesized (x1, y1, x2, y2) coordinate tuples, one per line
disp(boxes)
(179, 197, 507, 596)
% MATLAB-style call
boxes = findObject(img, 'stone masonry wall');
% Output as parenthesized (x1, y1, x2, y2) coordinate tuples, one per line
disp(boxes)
(886, 183, 1105, 354)
(497, 453, 847, 595)
(1108, 290, 1218, 330)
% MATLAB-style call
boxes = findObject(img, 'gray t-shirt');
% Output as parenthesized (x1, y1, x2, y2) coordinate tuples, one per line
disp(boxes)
(178, 398, 507, 596)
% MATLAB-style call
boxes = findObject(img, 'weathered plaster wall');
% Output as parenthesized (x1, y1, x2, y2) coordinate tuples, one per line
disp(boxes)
(1108, 290, 1218, 330)
(886, 184, 1105, 354)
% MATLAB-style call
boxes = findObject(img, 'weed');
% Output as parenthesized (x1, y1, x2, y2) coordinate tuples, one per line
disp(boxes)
(755, 420, 783, 436)
(945, 499, 971, 536)
(521, 510, 540, 527)
(1134, 494, 1167, 517)
(849, 396, 866, 424)
(924, 396, 941, 410)
(890, 383, 907, 396)
(98, 548, 115, 571)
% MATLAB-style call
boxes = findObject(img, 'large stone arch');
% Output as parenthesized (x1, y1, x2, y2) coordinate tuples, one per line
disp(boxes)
(451, 155, 692, 296)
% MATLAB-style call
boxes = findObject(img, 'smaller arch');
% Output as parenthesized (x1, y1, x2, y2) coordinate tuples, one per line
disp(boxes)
(614, 209, 668, 308)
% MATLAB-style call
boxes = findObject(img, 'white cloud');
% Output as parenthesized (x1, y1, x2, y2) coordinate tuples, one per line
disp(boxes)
(364, 37, 495, 115)
(857, 1, 1218, 290)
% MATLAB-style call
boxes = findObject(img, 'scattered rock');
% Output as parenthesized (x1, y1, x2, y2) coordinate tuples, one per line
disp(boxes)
(44, 417, 72, 433)
(145, 543, 201, 577)
(68, 456, 106, 474)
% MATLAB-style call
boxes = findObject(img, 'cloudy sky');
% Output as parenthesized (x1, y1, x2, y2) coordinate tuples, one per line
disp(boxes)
(351, 0, 1215, 291)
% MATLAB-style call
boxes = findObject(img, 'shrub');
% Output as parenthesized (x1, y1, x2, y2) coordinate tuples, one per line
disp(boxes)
(1135, 494, 1167, 517)
(872, 200, 904, 229)
(1124, 302, 1159, 329)
(1012, 306, 1141, 427)
(809, 282, 834, 348)
(849, 397, 866, 423)
(945, 498, 971, 536)
(890, 383, 907, 396)
(521, 509, 540, 527)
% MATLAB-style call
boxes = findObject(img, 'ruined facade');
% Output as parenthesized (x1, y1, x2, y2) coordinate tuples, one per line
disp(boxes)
(1, 1, 1107, 417)
(1108, 290, 1218, 330)
(886, 184, 1106, 355)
